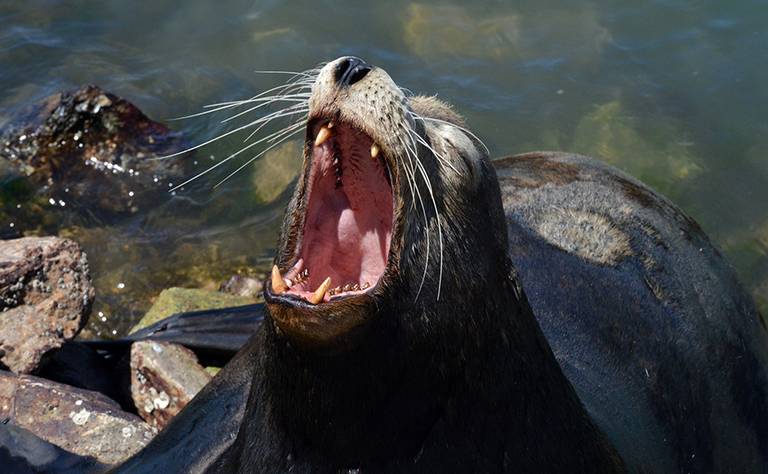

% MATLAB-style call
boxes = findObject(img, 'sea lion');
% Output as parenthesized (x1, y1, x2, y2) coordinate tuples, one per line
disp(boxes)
(105, 57, 768, 472)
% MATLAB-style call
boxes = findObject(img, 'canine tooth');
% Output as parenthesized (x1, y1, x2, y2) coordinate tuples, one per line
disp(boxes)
(271, 265, 288, 294)
(315, 126, 332, 146)
(309, 277, 332, 304)
(370, 143, 380, 159)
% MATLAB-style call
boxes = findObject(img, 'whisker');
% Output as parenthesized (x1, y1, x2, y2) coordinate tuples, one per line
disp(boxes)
(221, 96, 309, 124)
(155, 106, 308, 160)
(399, 133, 433, 301)
(241, 105, 308, 143)
(169, 118, 306, 193)
(252, 69, 320, 77)
(411, 154, 444, 301)
(213, 127, 305, 188)
(172, 67, 317, 121)
(406, 156, 431, 301)
(172, 83, 311, 121)
(202, 84, 312, 109)
(405, 127, 445, 301)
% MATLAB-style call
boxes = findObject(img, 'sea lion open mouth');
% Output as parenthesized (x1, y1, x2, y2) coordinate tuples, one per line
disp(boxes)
(263, 57, 412, 348)
(271, 119, 393, 305)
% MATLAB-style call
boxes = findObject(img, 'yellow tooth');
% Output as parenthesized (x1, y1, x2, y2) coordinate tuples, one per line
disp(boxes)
(271, 265, 288, 294)
(309, 277, 331, 304)
(370, 143, 380, 159)
(314, 126, 332, 146)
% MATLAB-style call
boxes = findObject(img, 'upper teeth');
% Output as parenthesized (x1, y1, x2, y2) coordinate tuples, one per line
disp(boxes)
(314, 122, 381, 161)
(315, 123, 333, 146)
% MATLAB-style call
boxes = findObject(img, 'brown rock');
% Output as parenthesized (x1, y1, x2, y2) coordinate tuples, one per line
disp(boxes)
(0, 85, 187, 216)
(0, 236, 94, 373)
(130, 341, 212, 429)
(0, 370, 155, 465)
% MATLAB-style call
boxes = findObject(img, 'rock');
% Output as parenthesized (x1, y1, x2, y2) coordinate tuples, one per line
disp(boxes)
(0, 370, 155, 465)
(219, 274, 264, 299)
(0, 422, 105, 473)
(250, 140, 302, 202)
(130, 341, 212, 429)
(131, 287, 253, 333)
(0, 85, 187, 216)
(0, 237, 94, 373)
(204, 367, 221, 377)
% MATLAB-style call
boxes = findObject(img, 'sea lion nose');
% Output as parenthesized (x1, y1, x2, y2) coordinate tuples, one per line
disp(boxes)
(334, 56, 372, 87)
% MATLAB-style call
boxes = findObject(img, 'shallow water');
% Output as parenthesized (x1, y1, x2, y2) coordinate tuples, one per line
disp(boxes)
(1, 0, 766, 336)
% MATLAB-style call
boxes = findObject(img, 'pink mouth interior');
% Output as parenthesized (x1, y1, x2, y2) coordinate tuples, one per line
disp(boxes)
(286, 122, 393, 302)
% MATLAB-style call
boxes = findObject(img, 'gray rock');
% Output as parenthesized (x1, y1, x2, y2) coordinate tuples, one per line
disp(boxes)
(0, 370, 155, 465)
(0, 236, 94, 373)
(130, 341, 212, 429)
(219, 274, 264, 299)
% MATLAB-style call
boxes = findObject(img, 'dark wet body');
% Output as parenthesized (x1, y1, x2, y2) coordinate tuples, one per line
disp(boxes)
(112, 152, 768, 473)
(498, 152, 768, 472)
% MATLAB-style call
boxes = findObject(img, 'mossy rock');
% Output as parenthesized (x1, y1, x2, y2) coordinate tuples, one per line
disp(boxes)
(130, 287, 253, 333)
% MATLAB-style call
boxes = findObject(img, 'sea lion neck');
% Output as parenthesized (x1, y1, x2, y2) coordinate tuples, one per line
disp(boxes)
(238, 270, 624, 472)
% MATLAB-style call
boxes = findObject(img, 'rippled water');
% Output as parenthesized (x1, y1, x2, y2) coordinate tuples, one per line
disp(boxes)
(1, 0, 766, 336)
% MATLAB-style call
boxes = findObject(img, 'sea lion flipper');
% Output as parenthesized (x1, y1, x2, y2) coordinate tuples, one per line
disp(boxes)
(84, 304, 265, 366)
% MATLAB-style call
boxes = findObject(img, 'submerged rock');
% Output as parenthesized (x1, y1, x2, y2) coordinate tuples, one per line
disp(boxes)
(130, 341, 212, 429)
(250, 139, 302, 203)
(0, 370, 155, 465)
(0, 85, 187, 216)
(572, 100, 702, 196)
(131, 287, 253, 333)
(402, 3, 609, 64)
(0, 236, 94, 373)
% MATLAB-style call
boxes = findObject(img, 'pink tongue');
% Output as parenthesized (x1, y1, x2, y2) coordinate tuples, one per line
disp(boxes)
(293, 130, 392, 295)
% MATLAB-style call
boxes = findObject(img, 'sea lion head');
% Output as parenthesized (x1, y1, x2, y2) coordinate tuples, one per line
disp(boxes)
(264, 56, 511, 353)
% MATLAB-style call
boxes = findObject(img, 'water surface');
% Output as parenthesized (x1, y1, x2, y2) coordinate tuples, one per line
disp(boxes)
(1, 0, 766, 336)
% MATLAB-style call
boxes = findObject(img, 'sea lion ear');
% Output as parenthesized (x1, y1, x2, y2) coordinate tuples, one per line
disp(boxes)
(409, 95, 487, 191)
(408, 95, 466, 127)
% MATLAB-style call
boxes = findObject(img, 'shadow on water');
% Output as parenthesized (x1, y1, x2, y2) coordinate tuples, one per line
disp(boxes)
(1, 0, 766, 336)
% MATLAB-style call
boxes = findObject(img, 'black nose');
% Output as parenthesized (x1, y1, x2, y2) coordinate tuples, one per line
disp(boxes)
(334, 56, 372, 87)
